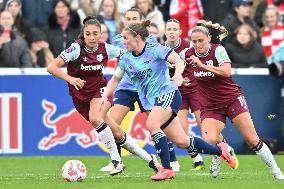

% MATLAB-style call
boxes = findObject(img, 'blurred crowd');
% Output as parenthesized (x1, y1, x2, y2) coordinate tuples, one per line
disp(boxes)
(0, 0, 284, 75)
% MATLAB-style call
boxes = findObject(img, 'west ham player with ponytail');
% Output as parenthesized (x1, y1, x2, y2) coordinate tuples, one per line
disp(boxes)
(47, 16, 160, 176)
(181, 20, 284, 180)
(101, 20, 237, 181)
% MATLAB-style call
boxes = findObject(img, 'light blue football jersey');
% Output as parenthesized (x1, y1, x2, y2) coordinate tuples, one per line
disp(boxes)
(113, 34, 158, 92)
(118, 43, 177, 110)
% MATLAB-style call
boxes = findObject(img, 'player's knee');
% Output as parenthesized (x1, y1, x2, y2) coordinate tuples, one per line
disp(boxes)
(146, 120, 160, 134)
(89, 115, 102, 126)
(202, 135, 218, 145)
(172, 137, 188, 148)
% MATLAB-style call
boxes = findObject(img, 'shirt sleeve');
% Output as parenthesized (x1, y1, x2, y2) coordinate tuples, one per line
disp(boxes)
(154, 43, 173, 61)
(59, 43, 81, 63)
(215, 46, 231, 66)
(179, 48, 190, 61)
(105, 43, 124, 59)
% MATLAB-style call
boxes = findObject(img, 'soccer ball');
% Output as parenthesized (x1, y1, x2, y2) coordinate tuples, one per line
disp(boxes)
(61, 160, 87, 182)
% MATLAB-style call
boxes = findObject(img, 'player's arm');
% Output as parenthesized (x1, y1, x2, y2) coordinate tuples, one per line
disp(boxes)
(47, 43, 85, 90)
(167, 51, 187, 86)
(104, 67, 124, 98)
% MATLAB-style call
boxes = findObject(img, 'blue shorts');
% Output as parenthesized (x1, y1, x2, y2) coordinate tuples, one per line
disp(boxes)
(113, 90, 146, 112)
(154, 90, 181, 113)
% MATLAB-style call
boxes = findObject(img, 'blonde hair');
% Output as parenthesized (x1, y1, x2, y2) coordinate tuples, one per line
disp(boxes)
(191, 20, 229, 41)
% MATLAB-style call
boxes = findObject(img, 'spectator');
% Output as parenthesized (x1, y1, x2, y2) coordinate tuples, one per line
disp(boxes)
(170, 0, 203, 39)
(221, 0, 259, 44)
(261, 6, 284, 58)
(21, 0, 55, 29)
(44, 0, 81, 57)
(26, 27, 54, 67)
(225, 24, 267, 68)
(4, 0, 33, 39)
(254, 0, 284, 28)
(0, 10, 32, 67)
(76, 0, 98, 23)
(117, 0, 135, 19)
(135, 0, 165, 37)
(0, 0, 7, 10)
(153, 0, 171, 22)
(201, 0, 232, 23)
(99, 0, 123, 44)
(100, 23, 110, 43)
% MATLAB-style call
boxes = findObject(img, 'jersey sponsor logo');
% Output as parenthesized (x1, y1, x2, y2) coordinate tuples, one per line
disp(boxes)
(97, 54, 103, 62)
(206, 60, 213, 66)
(194, 71, 215, 78)
(80, 64, 103, 71)
(65, 46, 76, 53)
(133, 68, 152, 80)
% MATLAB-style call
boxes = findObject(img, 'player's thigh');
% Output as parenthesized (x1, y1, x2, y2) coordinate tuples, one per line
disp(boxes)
(110, 104, 130, 125)
(232, 112, 259, 148)
(177, 109, 189, 133)
(202, 118, 225, 144)
(163, 116, 190, 148)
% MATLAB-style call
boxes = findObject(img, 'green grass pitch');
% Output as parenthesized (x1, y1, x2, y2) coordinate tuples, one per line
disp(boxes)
(0, 155, 283, 189)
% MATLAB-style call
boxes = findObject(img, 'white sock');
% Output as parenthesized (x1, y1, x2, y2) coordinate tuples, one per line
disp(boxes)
(256, 142, 281, 175)
(121, 134, 152, 163)
(192, 153, 203, 163)
(97, 126, 121, 162)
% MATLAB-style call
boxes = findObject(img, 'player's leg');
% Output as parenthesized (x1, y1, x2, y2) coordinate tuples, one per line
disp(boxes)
(89, 97, 124, 176)
(179, 109, 205, 171)
(233, 112, 284, 180)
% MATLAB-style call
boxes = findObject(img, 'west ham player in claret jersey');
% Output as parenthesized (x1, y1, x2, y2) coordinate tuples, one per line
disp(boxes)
(101, 20, 237, 181)
(47, 16, 160, 176)
(181, 21, 284, 180)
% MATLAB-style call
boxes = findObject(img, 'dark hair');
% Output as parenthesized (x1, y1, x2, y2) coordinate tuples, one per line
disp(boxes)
(77, 16, 101, 45)
(124, 20, 151, 41)
(53, 0, 71, 12)
(125, 7, 143, 20)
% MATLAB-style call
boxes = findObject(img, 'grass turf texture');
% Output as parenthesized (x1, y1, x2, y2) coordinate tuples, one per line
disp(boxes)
(0, 155, 283, 189)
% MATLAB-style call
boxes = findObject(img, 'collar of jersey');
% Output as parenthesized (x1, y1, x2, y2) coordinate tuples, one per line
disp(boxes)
(84, 44, 99, 53)
(132, 42, 147, 57)
(165, 38, 181, 50)
(195, 44, 211, 58)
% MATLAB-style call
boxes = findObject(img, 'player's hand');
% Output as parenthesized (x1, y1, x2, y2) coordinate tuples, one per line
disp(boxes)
(167, 62, 175, 69)
(171, 74, 185, 86)
(182, 77, 190, 86)
(69, 77, 86, 90)
(187, 55, 203, 68)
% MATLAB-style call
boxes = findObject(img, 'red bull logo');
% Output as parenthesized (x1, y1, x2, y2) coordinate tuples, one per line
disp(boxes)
(39, 100, 152, 155)
(38, 100, 97, 150)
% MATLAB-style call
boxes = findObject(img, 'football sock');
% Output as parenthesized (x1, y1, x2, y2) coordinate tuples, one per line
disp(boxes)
(120, 133, 152, 162)
(152, 131, 171, 169)
(96, 122, 121, 162)
(167, 139, 177, 162)
(187, 137, 222, 156)
(254, 140, 282, 174)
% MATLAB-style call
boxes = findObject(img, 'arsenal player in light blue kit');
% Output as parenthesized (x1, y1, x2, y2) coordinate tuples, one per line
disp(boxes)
(47, 16, 160, 176)
(181, 20, 284, 180)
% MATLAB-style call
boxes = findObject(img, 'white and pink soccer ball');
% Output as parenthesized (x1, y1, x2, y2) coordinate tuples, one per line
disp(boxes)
(61, 160, 87, 182)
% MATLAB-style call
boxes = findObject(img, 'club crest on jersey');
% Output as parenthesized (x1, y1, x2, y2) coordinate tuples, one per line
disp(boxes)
(83, 57, 87, 62)
(65, 46, 76, 53)
(97, 54, 103, 62)
(206, 60, 213, 66)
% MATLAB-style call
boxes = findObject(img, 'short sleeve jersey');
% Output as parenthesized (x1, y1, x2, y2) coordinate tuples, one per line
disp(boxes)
(118, 43, 177, 110)
(182, 44, 243, 109)
(113, 34, 158, 92)
(60, 42, 123, 101)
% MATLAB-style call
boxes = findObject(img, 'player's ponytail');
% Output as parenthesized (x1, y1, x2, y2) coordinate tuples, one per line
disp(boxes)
(195, 20, 228, 42)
